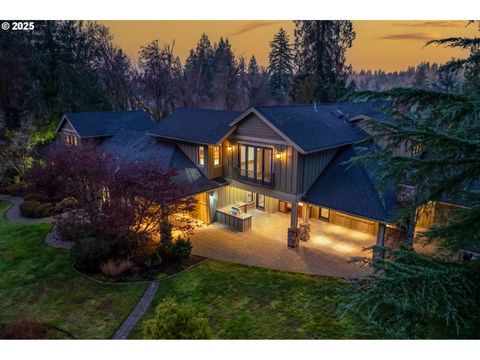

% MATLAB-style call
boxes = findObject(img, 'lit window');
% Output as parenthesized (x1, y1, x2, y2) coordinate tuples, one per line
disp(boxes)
(64, 134, 78, 146)
(412, 144, 423, 155)
(247, 191, 253, 203)
(198, 146, 205, 166)
(213, 146, 221, 166)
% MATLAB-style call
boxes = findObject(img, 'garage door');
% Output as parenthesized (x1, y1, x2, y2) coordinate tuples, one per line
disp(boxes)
(330, 211, 377, 235)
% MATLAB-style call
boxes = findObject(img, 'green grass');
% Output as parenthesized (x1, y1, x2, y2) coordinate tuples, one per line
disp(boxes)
(0, 200, 146, 339)
(131, 260, 360, 339)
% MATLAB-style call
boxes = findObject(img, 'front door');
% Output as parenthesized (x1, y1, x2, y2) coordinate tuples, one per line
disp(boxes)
(256, 194, 265, 211)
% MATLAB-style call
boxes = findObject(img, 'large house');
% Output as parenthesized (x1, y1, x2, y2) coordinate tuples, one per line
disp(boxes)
(55, 103, 463, 251)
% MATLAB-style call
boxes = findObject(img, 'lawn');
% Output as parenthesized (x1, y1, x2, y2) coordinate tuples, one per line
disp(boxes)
(0, 200, 146, 339)
(132, 260, 362, 339)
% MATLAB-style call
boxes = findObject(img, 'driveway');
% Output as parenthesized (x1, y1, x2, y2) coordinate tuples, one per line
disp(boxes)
(190, 210, 375, 278)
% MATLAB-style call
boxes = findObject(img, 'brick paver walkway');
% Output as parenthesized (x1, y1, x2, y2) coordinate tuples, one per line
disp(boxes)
(112, 281, 159, 339)
(191, 210, 376, 278)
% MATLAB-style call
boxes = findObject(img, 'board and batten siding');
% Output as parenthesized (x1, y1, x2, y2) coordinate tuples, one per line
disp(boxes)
(217, 186, 278, 214)
(234, 113, 285, 141)
(222, 113, 299, 195)
(297, 149, 338, 194)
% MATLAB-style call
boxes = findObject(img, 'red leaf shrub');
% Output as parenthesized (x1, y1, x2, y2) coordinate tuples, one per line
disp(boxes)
(31, 141, 199, 269)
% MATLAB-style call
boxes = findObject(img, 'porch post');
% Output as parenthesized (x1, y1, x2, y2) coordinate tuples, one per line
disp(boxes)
(287, 202, 299, 248)
(373, 223, 386, 260)
(299, 203, 311, 242)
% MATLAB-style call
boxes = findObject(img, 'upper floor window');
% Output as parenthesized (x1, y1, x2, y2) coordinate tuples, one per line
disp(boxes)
(64, 133, 78, 146)
(213, 146, 221, 166)
(198, 146, 205, 166)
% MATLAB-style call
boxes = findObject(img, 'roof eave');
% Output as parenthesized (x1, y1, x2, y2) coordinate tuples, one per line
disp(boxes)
(146, 132, 218, 146)
(302, 138, 368, 155)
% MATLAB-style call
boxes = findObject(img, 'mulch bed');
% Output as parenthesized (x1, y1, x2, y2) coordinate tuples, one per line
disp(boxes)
(79, 255, 208, 283)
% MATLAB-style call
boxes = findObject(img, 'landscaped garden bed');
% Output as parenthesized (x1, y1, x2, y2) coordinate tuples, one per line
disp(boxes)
(79, 254, 208, 283)
(0, 200, 146, 339)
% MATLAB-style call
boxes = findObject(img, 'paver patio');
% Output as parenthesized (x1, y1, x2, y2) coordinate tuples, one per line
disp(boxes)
(190, 210, 376, 278)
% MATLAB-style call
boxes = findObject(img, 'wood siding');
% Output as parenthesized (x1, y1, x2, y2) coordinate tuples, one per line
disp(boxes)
(234, 113, 285, 141)
(191, 192, 210, 224)
(217, 186, 250, 208)
(297, 148, 338, 194)
(176, 141, 223, 179)
(208, 145, 223, 178)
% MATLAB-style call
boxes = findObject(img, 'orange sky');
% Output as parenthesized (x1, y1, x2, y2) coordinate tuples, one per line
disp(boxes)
(100, 20, 478, 72)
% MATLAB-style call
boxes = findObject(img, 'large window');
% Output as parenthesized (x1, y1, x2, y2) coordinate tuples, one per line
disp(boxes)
(238, 144, 273, 185)
(198, 146, 205, 166)
(213, 146, 221, 166)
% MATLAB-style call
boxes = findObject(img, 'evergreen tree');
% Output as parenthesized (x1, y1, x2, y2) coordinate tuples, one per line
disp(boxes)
(246, 55, 269, 106)
(211, 38, 242, 110)
(268, 27, 294, 103)
(411, 62, 429, 89)
(291, 20, 355, 103)
(183, 33, 215, 107)
(342, 22, 480, 338)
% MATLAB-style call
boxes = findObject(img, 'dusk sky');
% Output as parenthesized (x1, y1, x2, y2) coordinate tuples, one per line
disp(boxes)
(101, 20, 478, 72)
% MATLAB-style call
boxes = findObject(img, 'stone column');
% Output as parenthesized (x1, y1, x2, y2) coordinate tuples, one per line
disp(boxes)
(299, 203, 311, 242)
(287, 202, 299, 248)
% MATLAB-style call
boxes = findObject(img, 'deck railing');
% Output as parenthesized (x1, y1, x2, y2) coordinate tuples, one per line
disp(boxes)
(233, 166, 274, 188)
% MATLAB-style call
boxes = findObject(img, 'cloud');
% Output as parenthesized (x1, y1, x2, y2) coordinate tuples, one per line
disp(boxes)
(230, 21, 283, 37)
(394, 21, 467, 28)
(379, 32, 442, 41)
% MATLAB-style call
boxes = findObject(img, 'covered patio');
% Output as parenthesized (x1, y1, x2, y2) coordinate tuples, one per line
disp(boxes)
(190, 210, 376, 278)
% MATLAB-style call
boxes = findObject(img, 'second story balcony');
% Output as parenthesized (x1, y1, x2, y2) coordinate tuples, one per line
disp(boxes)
(233, 166, 275, 188)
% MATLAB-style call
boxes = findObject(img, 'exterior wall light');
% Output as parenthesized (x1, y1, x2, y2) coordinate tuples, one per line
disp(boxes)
(275, 152, 282, 160)
(227, 145, 234, 152)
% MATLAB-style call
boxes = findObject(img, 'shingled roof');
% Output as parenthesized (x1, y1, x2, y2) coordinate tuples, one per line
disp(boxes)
(101, 129, 227, 196)
(237, 102, 388, 153)
(303, 143, 398, 223)
(147, 108, 241, 145)
(60, 110, 155, 138)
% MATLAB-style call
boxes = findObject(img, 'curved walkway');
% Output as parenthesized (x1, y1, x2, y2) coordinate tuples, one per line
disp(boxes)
(0, 194, 54, 224)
